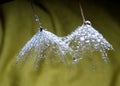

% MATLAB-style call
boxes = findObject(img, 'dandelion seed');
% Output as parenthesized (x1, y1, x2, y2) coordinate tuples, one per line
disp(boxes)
(64, 20, 113, 63)
(16, 29, 72, 68)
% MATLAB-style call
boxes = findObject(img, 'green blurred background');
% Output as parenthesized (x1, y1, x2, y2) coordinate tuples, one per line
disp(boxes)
(0, 0, 120, 86)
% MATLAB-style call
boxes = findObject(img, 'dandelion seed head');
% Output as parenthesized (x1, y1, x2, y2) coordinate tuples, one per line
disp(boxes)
(16, 20, 114, 67)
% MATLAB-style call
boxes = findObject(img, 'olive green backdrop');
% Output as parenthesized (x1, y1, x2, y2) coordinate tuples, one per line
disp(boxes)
(0, 0, 120, 86)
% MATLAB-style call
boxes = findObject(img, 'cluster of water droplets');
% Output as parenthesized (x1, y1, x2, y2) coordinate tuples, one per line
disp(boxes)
(63, 21, 113, 63)
(16, 21, 113, 67)
(16, 29, 72, 68)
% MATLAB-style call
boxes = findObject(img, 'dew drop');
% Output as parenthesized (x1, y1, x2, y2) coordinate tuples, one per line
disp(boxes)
(80, 37, 85, 41)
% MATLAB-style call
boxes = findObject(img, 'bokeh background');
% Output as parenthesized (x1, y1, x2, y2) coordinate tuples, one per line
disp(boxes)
(0, 0, 120, 86)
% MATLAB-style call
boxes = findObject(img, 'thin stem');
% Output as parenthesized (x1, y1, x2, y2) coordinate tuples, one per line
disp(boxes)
(78, 0, 86, 23)
(30, 0, 42, 31)
(30, 0, 35, 14)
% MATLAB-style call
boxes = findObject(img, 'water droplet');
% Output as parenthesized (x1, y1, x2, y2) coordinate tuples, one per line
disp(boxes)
(85, 40, 90, 43)
(97, 39, 101, 42)
(73, 57, 78, 62)
(80, 37, 85, 41)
